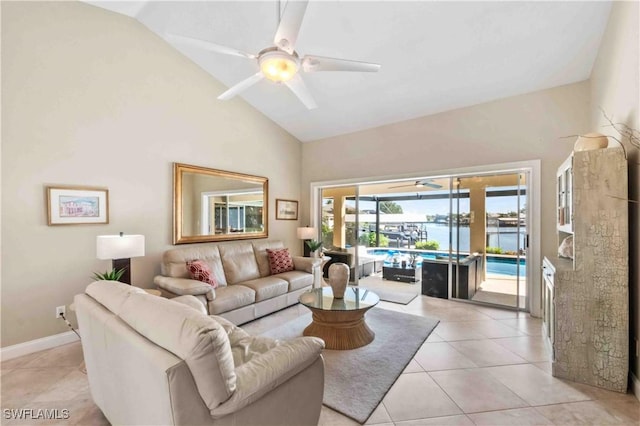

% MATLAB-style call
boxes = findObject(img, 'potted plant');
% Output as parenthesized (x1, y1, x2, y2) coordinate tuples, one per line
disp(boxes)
(92, 268, 126, 281)
(305, 240, 323, 258)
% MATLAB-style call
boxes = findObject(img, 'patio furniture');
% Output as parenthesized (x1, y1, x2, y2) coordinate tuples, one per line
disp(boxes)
(382, 264, 421, 283)
(322, 247, 377, 281)
(421, 254, 483, 299)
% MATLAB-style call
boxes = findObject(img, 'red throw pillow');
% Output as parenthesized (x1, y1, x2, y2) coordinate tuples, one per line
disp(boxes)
(186, 260, 218, 288)
(266, 248, 294, 274)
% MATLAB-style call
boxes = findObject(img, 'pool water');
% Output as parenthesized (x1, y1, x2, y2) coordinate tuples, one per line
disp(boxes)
(368, 249, 526, 277)
(486, 256, 526, 277)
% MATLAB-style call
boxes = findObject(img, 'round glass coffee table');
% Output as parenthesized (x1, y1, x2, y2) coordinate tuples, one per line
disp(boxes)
(299, 286, 379, 350)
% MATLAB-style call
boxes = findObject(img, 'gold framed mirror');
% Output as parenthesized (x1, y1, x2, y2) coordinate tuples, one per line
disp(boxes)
(173, 163, 268, 244)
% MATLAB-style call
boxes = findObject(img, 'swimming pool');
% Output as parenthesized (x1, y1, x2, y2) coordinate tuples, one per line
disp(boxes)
(367, 249, 526, 277)
(485, 255, 526, 277)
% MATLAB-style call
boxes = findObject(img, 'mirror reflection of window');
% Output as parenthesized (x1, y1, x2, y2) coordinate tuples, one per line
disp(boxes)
(202, 191, 263, 235)
(174, 163, 268, 244)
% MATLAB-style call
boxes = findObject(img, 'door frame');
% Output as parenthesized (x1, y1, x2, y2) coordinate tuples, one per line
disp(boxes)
(308, 159, 542, 317)
(446, 170, 531, 310)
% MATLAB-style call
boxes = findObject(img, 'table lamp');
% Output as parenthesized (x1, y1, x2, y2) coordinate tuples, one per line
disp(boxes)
(96, 232, 145, 285)
(297, 226, 317, 257)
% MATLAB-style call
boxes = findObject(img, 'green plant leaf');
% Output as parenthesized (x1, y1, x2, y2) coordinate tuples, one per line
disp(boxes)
(91, 267, 127, 281)
(305, 239, 323, 251)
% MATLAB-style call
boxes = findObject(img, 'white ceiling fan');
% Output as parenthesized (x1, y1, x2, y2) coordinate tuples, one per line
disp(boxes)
(165, 0, 381, 109)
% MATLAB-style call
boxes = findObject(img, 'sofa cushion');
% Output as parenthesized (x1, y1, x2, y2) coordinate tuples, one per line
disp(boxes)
(266, 248, 294, 274)
(187, 260, 218, 287)
(274, 270, 314, 291)
(252, 240, 285, 277)
(209, 316, 278, 366)
(210, 315, 249, 340)
(161, 244, 227, 286)
(230, 335, 280, 367)
(209, 285, 256, 315)
(239, 277, 288, 302)
(219, 243, 260, 285)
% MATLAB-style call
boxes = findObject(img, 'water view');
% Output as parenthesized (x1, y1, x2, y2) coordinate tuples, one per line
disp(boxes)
(384, 223, 526, 253)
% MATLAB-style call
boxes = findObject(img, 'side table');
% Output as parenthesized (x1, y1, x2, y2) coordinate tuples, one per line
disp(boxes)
(299, 287, 379, 350)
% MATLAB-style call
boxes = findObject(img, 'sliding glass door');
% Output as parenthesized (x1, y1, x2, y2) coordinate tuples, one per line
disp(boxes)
(449, 172, 528, 309)
(314, 168, 530, 311)
(449, 177, 471, 301)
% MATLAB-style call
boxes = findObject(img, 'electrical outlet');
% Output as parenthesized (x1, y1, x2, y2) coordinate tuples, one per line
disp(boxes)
(56, 305, 66, 319)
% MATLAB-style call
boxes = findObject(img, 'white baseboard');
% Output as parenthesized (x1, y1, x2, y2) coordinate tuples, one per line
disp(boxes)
(0, 331, 79, 361)
(632, 371, 640, 402)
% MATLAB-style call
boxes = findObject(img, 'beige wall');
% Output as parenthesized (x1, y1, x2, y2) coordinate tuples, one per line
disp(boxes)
(1, 2, 302, 347)
(302, 82, 591, 263)
(589, 0, 639, 381)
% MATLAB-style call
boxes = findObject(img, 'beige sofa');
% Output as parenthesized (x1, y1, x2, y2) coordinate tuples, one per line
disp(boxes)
(75, 281, 325, 426)
(154, 240, 320, 325)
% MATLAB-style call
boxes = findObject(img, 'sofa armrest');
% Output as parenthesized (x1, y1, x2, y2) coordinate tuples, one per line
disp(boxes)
(153, 276, 215, 300)
(210, 337, 324, 417)
(171, 295, 208, 315)
(292, 256, 321, 274)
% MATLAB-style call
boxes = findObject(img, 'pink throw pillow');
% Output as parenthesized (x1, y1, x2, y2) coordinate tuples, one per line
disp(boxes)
(186, 260, 218, 288)
(266, 248, 294, 274)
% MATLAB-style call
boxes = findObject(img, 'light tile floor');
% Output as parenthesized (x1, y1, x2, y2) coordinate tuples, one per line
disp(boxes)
(1, 295, 639, 425)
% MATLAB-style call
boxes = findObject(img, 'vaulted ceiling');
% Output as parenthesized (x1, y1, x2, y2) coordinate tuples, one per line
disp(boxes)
(88, 1, 611, 142)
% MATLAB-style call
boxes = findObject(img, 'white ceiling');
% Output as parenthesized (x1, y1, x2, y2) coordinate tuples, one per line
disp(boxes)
(87, 1, 611, 142)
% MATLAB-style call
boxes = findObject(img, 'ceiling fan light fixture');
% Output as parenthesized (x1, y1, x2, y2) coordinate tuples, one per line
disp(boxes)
(259, 50, 299, 82)
(169, 0, 379, 108)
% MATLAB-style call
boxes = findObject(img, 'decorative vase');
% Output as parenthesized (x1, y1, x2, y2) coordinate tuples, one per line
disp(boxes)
(312, 250, 320, 258)
(328, 263, 349, 299)
(574, 133, 608, 152)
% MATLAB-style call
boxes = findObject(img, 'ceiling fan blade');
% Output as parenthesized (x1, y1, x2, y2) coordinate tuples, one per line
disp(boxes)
(424, 182, 443, 189)
(284, 74, 317, 109)
(166, 33, 256, 59)
(273, 0, 309, 54)
(302, 55, 381, 73)
(419, 179, 443, 189)
(388, 184, 417, 189)
(217, 72, 264, 100)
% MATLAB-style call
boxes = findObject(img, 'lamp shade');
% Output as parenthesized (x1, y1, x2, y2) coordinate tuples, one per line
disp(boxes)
(97, 234, 145, 260)
(297, 227, 317, 240)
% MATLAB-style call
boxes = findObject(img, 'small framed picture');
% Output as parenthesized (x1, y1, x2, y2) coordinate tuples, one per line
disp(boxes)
(275, 199, 298, 220)
(46, 186, 109, 225)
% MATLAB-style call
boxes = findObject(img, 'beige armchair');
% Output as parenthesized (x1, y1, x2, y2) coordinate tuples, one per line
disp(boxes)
(75, 281, 325, 425)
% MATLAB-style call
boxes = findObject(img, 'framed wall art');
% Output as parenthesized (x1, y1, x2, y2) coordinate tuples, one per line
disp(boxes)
(275, 199, 298, 220)
(46, 186, 109, 225)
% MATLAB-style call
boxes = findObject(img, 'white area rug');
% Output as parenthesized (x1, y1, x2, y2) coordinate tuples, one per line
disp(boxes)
(358, 276, 420, 304)
(370, 287, 419, 304)
(262, 308, 438, 423)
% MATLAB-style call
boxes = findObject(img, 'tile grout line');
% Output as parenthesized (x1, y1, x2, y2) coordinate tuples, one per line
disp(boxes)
(428, 367, 534, 413)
